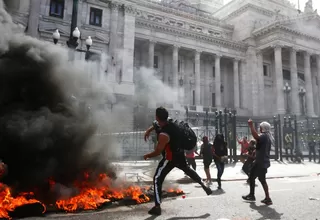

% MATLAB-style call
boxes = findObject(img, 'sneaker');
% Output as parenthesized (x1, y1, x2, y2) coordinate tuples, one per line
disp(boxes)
(242, 194, 256, 201)
(203, 186, 212, 195)
(148, 206, 161, 215)
(261, 198, 273, 205)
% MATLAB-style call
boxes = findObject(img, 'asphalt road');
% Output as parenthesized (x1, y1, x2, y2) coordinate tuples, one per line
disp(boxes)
(24, 175, 320, 220)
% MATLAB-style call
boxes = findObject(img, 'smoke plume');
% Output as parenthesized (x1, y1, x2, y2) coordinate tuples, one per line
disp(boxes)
(0, 1, 116, 199)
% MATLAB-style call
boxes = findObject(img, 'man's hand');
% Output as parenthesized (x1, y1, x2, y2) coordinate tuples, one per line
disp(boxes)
(143, 154, 149, 160)
(144, 130, 151, 142)
(248, 119, 253, 128)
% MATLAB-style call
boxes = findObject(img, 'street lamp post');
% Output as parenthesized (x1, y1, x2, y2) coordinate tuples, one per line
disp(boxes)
(283, 82, 291, 114)
(52, 29, 93, 61)
(299, 87, 306, 115)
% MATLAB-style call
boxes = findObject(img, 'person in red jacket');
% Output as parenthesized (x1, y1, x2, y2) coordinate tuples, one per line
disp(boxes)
(238, 136, 249, 163)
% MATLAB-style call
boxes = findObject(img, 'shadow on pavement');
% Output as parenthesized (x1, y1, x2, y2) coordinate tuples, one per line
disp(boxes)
(249, 203, 283, 220)
(166, 213, 210, 220)
(143, 213, 210, 220)
(211, 189, 225, 195)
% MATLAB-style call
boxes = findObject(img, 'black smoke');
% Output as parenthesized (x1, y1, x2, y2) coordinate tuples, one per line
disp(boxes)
(0, 1, 114, 200)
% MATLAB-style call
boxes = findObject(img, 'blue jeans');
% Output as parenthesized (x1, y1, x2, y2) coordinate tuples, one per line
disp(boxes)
(215, 161, 225, 186)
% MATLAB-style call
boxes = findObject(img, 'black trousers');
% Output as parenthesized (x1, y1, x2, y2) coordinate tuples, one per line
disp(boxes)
(309, 147, 316, 162)
(153, 157, 203, 206)
(249, 163, 267, 196)
(186, 157, 196, 170)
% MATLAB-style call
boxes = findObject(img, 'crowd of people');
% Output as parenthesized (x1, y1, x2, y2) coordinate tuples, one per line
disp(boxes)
(143, 107, 273, 216)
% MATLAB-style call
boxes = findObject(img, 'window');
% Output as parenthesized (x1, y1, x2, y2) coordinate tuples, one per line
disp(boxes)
(212, 93, 215, 107)
(193, 62, 195, 74)
(212, 66, 215, 78)
(49, 0, 64, 18)
(283, 69, 291, 80)
(154, 56, 158, 68)
(178, 60, 181, 72)
(298, 72, 305, 81)
(89, 7, 103, 27)
(192, 90, 195, 106)
(263, 65, 268, 76)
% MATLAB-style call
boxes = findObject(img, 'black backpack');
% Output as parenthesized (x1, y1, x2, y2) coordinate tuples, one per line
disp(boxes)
(169, 119, 197, 151)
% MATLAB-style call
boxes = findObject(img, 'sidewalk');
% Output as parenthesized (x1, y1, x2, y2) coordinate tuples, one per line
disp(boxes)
(112, 160, 320, 184)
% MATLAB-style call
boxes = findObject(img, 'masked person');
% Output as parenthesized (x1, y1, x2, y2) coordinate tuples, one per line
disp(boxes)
(143, 107, 212, 216)
(242, 119, 273, 205)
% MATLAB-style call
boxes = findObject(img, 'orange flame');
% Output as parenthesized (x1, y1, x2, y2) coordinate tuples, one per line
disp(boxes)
(0, 183, 45, 219)
(0, 172, 184, 218)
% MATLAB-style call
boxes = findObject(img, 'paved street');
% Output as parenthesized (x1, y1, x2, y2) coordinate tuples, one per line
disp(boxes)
(24, 175, 320, 220)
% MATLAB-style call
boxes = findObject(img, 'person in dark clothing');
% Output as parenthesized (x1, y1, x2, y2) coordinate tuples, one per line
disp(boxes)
(242, 140, 256, 183)
(308, 139, 317, 162)
(143, 107, 212, 216)
(242, 119, 273, 205)
(212, 134, 228, 189)
(200, 136, 213, 184)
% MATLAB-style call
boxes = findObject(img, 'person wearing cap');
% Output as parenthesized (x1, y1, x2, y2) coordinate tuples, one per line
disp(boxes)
(242, 119, 273, 205)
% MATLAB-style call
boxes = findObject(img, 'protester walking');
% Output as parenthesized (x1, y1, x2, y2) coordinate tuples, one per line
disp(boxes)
(143, 107, 212, 216)
(212, 134, 228, 189)
(242, 119, 273, 205)
(200, 136, 213, 184)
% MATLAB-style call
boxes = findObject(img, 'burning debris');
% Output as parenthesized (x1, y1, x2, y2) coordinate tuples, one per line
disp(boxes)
(0, 173, 184, 219)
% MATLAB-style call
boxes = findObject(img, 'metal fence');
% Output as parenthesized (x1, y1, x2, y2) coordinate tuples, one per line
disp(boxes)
(101, 109, 320, 163)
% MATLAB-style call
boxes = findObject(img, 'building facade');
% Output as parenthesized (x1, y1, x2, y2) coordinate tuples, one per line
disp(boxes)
(5, 0, 320, 129)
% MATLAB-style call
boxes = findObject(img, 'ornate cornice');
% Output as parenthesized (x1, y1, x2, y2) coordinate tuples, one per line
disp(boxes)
(129, 0, 234, 31)
(135, 19, 247, 52)
(124, 4, 136, 15)
(222, 3, 275, 21)
(253, 24, 320, 43)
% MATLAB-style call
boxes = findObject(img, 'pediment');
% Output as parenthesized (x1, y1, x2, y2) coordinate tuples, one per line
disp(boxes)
(281, 15, 320, 38)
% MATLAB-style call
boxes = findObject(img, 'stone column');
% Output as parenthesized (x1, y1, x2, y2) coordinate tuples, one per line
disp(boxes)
(256, 51, 264, 115)
(108, 2, 119, 82)
(148, 40, 155, 68)
(121, 5, 135, 84)
(215, 54, 222, 108)
(195, 50, 201, 106)
(233, 58, 240, 109)
(27, 0, 41, 37)
(205, 59, 211, 106)
(172, 45, 179, 88)
(273, 45, 285, 114)
(317, 55, 320, 116)
(290, 48, 300, 115)
(304, 51, 315, 117)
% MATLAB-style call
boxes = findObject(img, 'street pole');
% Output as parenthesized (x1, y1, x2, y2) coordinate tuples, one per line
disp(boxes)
(67, 0, 79, 49)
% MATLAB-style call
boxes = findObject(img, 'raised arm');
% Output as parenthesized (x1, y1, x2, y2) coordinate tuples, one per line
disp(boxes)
(248, 119, 259, 140)
(144, 133, 169, 159)
(144, 126, 155, 142)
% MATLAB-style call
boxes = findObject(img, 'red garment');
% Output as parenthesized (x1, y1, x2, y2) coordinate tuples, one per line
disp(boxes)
(164, 144, 173, 160)
(186, 151, 195, 158)
(238, 140, 249, 154)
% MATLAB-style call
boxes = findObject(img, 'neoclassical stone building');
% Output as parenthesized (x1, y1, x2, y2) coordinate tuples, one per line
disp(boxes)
(4, 0, 320, 123)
